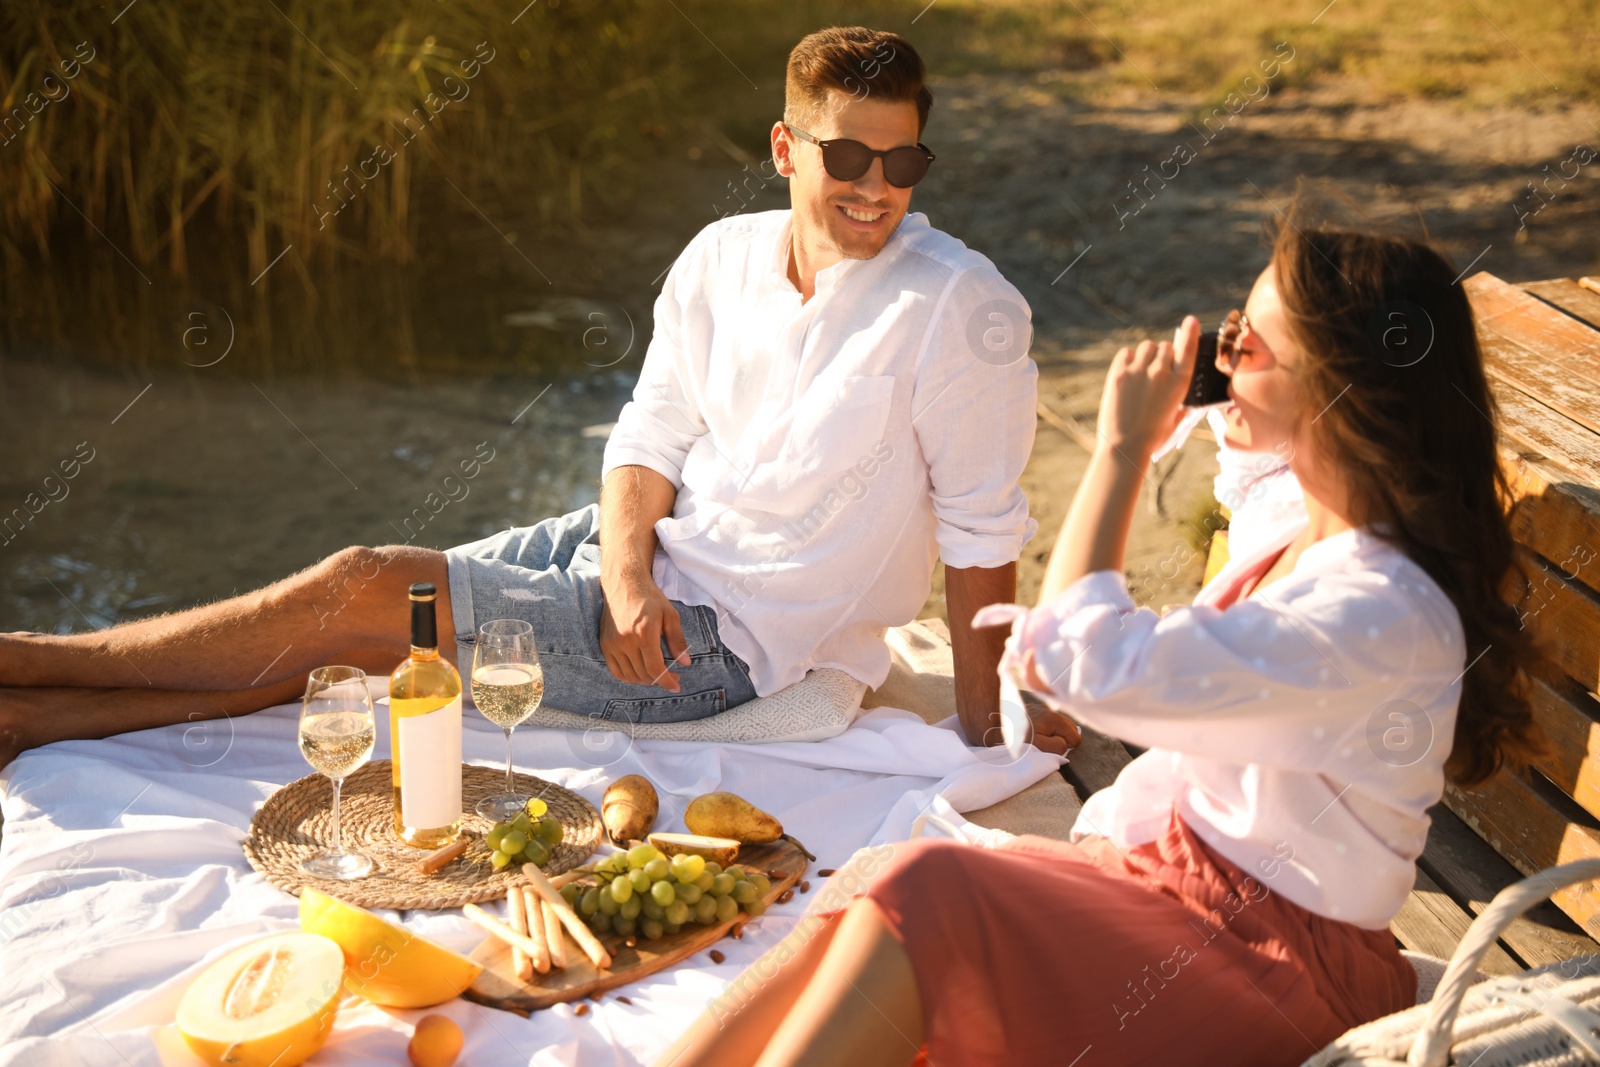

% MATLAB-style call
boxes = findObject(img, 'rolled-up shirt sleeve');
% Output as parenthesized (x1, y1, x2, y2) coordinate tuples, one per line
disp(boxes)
(602, 238, 708, 489)
(911, 266, 1039, 569)
(974, 567, 1464, 771)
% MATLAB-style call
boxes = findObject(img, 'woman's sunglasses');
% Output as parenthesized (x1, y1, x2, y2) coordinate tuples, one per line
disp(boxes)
(1186, 309, 1260, 408)
(1218, 308, 1256, 366)
(784, 123, 936, 188)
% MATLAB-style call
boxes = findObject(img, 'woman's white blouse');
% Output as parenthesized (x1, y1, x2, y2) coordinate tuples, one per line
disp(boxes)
(976, 522, 1468, 929)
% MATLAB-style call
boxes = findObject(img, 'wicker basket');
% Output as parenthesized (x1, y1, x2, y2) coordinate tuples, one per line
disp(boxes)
(242, 760, 602, 910)
(1304, 859, 1600, 1066)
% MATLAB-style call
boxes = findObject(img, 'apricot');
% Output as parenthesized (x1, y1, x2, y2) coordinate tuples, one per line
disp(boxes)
(408, 1014, 464, 1067)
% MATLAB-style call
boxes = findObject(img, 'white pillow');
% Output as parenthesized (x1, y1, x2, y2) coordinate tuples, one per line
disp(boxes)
(525, 668, 867, 744)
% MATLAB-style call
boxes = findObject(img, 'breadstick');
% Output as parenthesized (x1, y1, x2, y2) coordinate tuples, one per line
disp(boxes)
(550, 867, 595, 889)
(507, 885, 534, 981)
(541, 899, 568, 969)
(522, 863, 612, 970)
(462, 903, 551, 966)
(521, 886, 550, 974)
(416, 837, 469, 875)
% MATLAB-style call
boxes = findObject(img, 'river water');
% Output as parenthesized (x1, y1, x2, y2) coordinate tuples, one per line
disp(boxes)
(0, 353, 635, 633)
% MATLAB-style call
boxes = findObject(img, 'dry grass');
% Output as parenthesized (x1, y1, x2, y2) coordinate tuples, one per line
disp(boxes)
(1, 0, 1590, 282)
(0, 1, 750, 278)
(914, 0, 1599, 105)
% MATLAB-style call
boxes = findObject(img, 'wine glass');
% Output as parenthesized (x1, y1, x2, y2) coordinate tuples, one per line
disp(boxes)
(298, 665, 377, 880)
(471, 619, 544, 820)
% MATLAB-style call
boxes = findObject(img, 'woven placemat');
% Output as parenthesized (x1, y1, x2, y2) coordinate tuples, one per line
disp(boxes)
(243, 760, 602, 910)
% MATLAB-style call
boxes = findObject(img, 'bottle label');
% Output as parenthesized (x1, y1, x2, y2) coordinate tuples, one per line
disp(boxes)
(397, 695, 463, 829)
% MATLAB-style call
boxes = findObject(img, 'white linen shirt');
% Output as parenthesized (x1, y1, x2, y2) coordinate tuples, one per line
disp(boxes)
(602, 209, 1038, 695)
(977, 518, 1467, 929)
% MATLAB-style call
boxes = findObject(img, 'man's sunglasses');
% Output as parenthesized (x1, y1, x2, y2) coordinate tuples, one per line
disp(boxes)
(784, 123, 936, 188)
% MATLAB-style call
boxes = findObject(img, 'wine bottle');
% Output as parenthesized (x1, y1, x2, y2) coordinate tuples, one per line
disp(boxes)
(389, 582, 463, 848)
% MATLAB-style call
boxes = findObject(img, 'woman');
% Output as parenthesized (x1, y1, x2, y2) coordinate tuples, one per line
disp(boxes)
(654, 221, 1547, 1067)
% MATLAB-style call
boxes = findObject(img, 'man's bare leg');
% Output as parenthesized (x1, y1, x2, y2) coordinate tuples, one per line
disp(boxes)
(0, 546, 454, 691)
(0, 641, 451, 772)
(0, 677, 306, 768)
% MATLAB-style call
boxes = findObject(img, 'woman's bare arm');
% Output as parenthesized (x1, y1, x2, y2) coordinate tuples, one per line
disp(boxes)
(1038, 317, 1200, 606)
(1037, 445, 1149, 605)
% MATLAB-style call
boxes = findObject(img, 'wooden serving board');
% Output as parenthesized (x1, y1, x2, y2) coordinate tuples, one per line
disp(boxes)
(462, 841, 807, 1014)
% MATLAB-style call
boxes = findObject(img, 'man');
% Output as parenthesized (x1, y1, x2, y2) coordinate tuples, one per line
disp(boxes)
(0, 26, 1078, 767)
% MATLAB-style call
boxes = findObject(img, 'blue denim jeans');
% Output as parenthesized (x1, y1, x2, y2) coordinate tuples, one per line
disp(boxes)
(444, 504, 758, 723)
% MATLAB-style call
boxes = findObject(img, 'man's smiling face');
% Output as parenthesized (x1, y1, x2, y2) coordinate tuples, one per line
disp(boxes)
(774, 92, 921, 262)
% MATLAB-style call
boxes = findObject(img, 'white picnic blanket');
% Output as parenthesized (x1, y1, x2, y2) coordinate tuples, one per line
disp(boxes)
(0, 694, 1061, 1066)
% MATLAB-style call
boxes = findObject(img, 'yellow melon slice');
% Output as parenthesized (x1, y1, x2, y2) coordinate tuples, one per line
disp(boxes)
(175, 932, 344, 1067)
(298, 887, 483, 1008)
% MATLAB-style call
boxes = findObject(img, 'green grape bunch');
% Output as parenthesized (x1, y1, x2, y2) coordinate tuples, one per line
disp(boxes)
(556, 843, 775, 944)
(486, 797, 565, 871)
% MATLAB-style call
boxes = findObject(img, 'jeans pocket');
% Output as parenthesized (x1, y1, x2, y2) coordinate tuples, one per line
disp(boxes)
(673, 602, 716, 657)
(602, 686, 727, 724)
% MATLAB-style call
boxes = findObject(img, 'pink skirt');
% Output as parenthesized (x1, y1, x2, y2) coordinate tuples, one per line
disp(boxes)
(857, 809, 1415, 1066)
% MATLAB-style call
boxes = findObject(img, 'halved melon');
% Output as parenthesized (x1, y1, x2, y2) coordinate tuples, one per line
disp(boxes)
(175, 932, 343, 1067)
(647, 832, 741, 867)
(298, 887, 482, 1008)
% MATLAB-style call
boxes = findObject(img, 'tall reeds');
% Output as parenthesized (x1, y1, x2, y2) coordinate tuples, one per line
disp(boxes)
(0, 1, 714, 279)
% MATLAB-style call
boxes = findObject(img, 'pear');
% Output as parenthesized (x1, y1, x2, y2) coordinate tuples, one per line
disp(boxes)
(602, 775, 659, 846)
(685, 792, 815, 861)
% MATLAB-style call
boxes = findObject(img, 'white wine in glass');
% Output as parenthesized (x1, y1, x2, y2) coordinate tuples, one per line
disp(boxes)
(298, 665, 376, 880)
(471, 619, 544, 820)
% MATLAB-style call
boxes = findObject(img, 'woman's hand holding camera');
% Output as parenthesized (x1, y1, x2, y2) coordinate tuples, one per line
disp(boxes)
(1096, 315, 1203, 461)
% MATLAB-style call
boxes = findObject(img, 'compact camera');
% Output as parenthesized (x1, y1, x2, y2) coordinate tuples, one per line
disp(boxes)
(1183, 331, 1232, 409)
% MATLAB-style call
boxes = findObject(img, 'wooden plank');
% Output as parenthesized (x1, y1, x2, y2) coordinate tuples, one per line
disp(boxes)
(1483, 326, 1600, 440)
(1491, 377, 1600, 489)
(1510, 544, 1600, 694)
(1499, 443, 1600, 600)
(1466, 271, 1600, 370)
(1420, 803, 1600, 969)
(1391, 866, 1523, 976)
(1445, 770, 1600, 939)
(1528, 673, 1600, 825)
(1523, 279, 1600, 333)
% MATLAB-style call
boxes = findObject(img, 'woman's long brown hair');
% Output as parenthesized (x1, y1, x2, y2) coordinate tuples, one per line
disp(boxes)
(1272, 222, 1548, 786)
